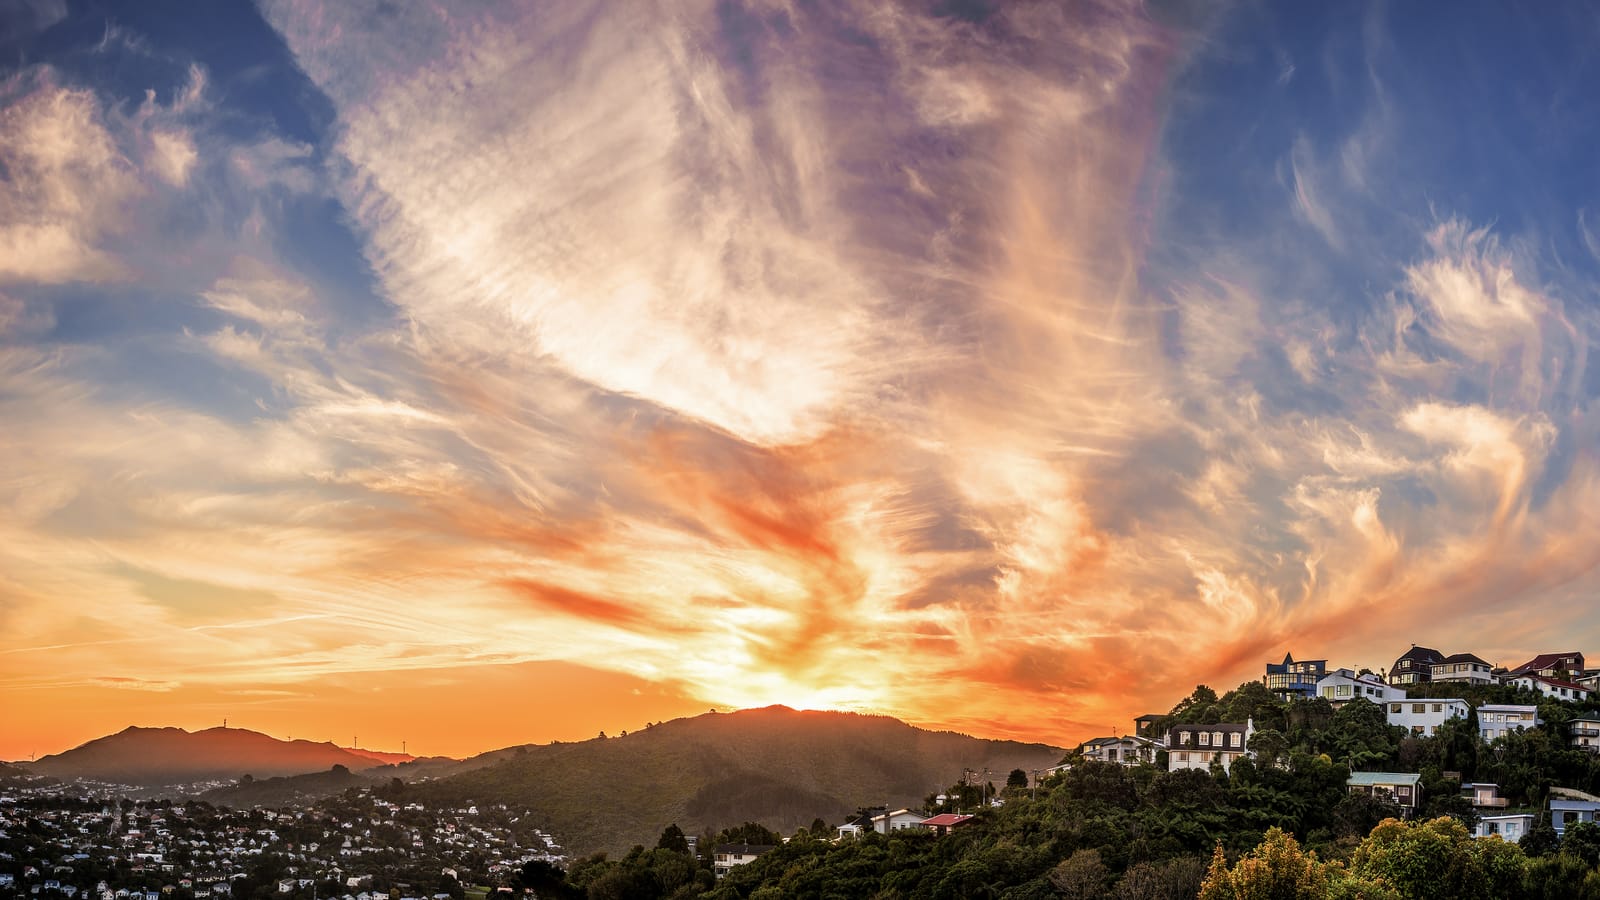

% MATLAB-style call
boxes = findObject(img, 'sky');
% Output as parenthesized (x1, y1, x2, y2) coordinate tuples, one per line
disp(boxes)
(4, 0, 1600, 762)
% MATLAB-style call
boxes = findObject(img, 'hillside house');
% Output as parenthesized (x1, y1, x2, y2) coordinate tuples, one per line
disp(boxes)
(713, 844, 774, 878)
(1552, 798, 1600, 837)
(870, 809, 928, 833)
(921, 814, 975, 836)
(1507, 673, 1590, 703)
(1078, 735, 1160, 766)
(1478, 704, 1541, 742)
(1385, 699, 1469, 737)
(1509, 652, 1585, 679)
(1133, 715, 1164, 738)
(1347, 772, 1421, 812)
(1571, 718, 1600, 753)
(1318, 669, 1405, 707)
(1462, 783, 1511, 810)
(1166, 721, 1253, 774)
(1388, 645, 1445, 686)
(1476, 814, 1536, 841)
(1431, 653, 1495, 686)
(1265, 653, 1327, 701)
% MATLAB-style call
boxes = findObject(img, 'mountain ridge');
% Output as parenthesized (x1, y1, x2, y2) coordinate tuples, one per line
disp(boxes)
(22, 725, 423, 786)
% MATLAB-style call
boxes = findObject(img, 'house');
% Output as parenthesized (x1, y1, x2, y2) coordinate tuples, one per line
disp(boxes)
(1571, 717, 1600, 753)
(1166, 721, 1253, 774)
(712, 844, 774, 878)
(1318, 669, 1406, 707)
(1478, 704, 1541, 742)
(921, 814, 975, 836)
(1265, 653, 1327, 701)
(1462, 783, 1511, 809)
(1431, 653, 1495, 686)
(1388, 645, 1445, 686)
(1078, 735, 1160, 766)
(1133, 714, 1164, 738)
(1552, 797, 1600, 837)
(1347, 772, 1422, 811)
(1507, 673, 1590, 703)
(869, 809, 928, 833)
(1385, 699, 1470, 736)
(1509, 652, 1585, 679)
(1476, 814, 1536, 841)
(835, 808, 886, 840)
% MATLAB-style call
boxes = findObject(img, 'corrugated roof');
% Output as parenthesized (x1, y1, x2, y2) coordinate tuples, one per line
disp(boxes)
(1347, 772, 1421, 786)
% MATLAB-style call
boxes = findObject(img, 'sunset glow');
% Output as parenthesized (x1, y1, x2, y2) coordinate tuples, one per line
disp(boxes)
(6, 1, 1600, 761)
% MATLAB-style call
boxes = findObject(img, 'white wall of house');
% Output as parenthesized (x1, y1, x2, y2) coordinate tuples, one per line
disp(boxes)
(872, 810, 928, 833)
(1317, 670, 1405, 705)
(1385, 699, 1469, 736)
(1479, 705, 1541, 742)
(1432, 659, 1494, 684)
(1476, 814, 1535, 841)
(1508, 674, 1591, 703)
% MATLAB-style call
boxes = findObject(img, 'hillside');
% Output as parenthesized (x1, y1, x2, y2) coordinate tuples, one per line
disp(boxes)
(199, 764, 372, 806)
(412, 705, 1064, 857)
(25, 726, 415, 786)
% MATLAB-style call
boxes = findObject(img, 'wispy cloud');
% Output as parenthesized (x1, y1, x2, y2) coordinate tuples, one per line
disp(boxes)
(5, 0, 1600, 755)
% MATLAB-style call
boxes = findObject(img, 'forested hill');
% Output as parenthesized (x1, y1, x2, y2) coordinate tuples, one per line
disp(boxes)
(411, 705, 1064, 857)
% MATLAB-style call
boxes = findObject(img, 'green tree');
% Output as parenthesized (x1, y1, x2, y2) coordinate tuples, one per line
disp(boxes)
(1349, 816, 1528, 900)
(1563, 820, 1600, 867)
(1007, 768, 1030, 789)
(656, 823, 690, 854)
(1048, 848, 1110, 899)
(1197, 829, 1331, 900)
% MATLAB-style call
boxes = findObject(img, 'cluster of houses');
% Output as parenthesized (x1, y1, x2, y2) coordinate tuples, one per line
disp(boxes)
(1068, 645, 1600, 843)
(0, 784, 564, 900)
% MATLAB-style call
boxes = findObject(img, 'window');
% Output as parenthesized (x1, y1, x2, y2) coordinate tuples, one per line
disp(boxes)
(1413, 703, 1426, 714)
(1412, 725, 1425, 734)
(1213, 732, 1224, 747)
(1432, 703, 1443, 712)
(1180, 732, 1191, 745)
(1390, 703, 1402, 714)
(1230, 732, 1241, 748)
(1198, 732, 1210, 746)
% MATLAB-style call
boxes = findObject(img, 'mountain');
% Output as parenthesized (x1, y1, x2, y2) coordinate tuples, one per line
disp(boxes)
(412, 705, 1065, 857)
(24, 726, 417, 786)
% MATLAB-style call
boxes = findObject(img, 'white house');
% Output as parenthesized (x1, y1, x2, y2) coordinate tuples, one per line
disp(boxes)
(1572, 717, 1600, 753)
(1317, 669, 1405, 707)
(1478, 704, 1541, 742)
(1476, 814, 1536, 841)
(713, 844, 775, 878)
(870, 809, 928, 833)
(1078, 735, 1160, 766)
(1166, 720, 1253, 774)
(1431, 653, 1495, 685)
(1462, 783, 1511, 810)
(1385, 699, 1470, 736)
(1508, 673, 1590, 703)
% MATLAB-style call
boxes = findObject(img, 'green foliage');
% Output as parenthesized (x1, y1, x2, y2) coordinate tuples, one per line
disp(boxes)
(657, 823, 690, 854)
(1349, 816, 1528, 900)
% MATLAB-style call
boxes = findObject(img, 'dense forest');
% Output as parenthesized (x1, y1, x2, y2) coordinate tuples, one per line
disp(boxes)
(509, 679, 1600, 899)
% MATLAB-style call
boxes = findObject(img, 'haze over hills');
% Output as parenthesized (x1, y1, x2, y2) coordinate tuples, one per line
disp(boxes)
(410, 705, 1066, 857)
(21, 726, 422, 786)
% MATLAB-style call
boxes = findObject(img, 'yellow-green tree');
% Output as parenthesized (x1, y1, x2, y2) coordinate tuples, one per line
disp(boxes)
(1348, 816, 1528, 900)
(1198, 827, 1396, 900)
